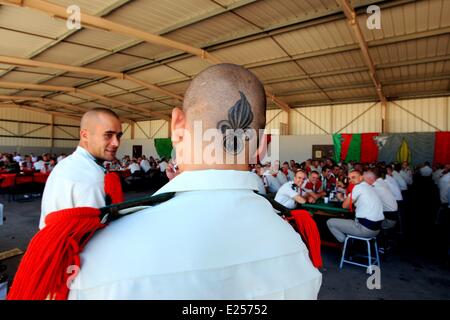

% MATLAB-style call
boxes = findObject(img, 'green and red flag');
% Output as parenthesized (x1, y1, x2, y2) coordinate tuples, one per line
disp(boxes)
(333, 133, 379, 163)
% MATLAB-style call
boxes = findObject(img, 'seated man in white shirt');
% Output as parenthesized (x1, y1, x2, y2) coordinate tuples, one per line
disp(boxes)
(139, 158, 151, 173)
(128, 159, 141, 175)
(392, 164, 408, 192)
(435, 167, 450, 233)
(274, 170, 315, 209)
(363, 168, 398, 230)
(68, 63, 322, 300)
(252, 164, 267, 195)
(303, 171, 326, 201)
(433, 164, 444, 185)
(158, 158, 168, 173)
(419, 161, 433, 177)
(384, 166, 403, 202)
(327, 169, 384, 243)
(262, 169, 282, 194)
(281, 161, 295, 181)
(400, 161, 413, 185)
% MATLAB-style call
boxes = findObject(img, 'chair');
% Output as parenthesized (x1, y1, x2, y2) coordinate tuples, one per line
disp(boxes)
(339, 235, 380, 273)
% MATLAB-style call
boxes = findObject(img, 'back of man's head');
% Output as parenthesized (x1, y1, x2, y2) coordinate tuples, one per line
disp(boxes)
(182, 63, 266, 131)
(173, 63, 267, 169)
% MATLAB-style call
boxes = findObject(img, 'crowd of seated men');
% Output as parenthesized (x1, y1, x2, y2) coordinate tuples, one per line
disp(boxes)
(249, 158, 450, 261)
(0, 151, 173, 191)
(0, 152, 65, 174)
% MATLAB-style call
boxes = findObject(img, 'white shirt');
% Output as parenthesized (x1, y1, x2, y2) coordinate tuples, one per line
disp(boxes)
(140, 159, 151, 173)
(384, 175, 403, 201)
(275, 181, 303, 209)
(372, 178, 398, 212)
(13, 155, 23, 163)
(433, 169, 444, 185)
(128, 162, 141, 174)
(350, 182, 384, 222)
(251, 172, 266, 194)
(286, 170, 295, 181)
(438, 172, 450, 204)
(263, 172, 282, 193)
(31, 156, 38, 163)
(419, 166, 432, 177)
(68, 170, 322, 300)
(40, 146, 106, 229)
(159, 161, 168, 173)
(392, 171, 408, 191)
(33, 160, 45, 171)
(276, 171, 288, 185)
(400, 169, 413, 185)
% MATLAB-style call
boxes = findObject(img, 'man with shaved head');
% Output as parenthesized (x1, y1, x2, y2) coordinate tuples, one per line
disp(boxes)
(68, 64, 322, 300)
(39, 108, 123, 229)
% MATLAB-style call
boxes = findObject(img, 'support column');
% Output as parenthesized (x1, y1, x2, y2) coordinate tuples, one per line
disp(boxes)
(130, 121, 135, 139)
(50, 115, 55, 151)
(381, 101, 387, 133)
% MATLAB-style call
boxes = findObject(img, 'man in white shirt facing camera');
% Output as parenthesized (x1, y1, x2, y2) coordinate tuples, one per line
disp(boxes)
(327, 170, 384, 243)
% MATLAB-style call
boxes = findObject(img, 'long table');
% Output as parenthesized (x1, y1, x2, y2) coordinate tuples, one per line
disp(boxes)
(301, 201, 352, 217)
(300, 201, 353, 248)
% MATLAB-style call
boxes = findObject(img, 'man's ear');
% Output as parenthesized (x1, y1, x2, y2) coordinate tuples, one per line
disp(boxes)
(80, 128, 88, 141)
(171, 107, 186, 144)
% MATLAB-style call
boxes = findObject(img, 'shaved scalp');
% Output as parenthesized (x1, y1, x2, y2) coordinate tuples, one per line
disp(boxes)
(183, 63, 266, 130)
(80, 108, 120, 131)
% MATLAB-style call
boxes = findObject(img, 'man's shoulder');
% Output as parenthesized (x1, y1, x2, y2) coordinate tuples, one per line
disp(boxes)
(48, 153, 103, 182)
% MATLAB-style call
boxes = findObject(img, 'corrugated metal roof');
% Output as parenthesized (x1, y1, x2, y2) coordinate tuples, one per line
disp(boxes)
(0, 0, 448, 119)
(213, 37, 288, 65)
(0, 29, 52, 58)
(0, 71, 49, 84)
(384, 80, 450, 97)
(166, 56, 211, 77)
(250, 61, 306, 82)
(267, 79, 318, 94)
(46, 0, 121, 15)
(0, 5, 67, 38)
(272, 19, 357, 56)
(235, 0, 341, 29)
(298, 50, 366, 74)
(85, 53, 147, 72)
(132, 65, 188, 85)
(66, 28, 135, 51)
(107, 0, 221, 34)
(314, 71, 372, 88)
(370, 35, 450, 65)
(121, 42, 181, 61)
(360, 0, 450, 41)
(43, 76, 89, 87)
(165, 12, 259, 48)
(327, 87, 377, 100)
(33, 42, 105, 65)
(378, 62, 450, 82)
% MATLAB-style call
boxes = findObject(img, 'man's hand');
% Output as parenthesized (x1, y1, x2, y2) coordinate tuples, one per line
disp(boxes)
(166, 162, 180, 180)
(307, 196, 316, 204)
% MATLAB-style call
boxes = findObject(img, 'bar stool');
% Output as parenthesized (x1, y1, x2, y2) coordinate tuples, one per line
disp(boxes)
(339, 235, 380, 273)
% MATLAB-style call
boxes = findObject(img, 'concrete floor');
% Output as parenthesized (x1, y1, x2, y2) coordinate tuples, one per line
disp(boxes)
(1, 189, 450, 300)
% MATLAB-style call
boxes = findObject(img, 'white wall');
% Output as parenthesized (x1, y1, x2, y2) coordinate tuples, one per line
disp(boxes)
(279, 135, 332, 163)
(117, 138, 159, 159)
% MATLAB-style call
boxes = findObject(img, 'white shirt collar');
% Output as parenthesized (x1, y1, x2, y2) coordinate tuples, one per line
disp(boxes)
(154, 169, 259, 195)
(75, 146, 95, 161)
(75, 146, 106, 172)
